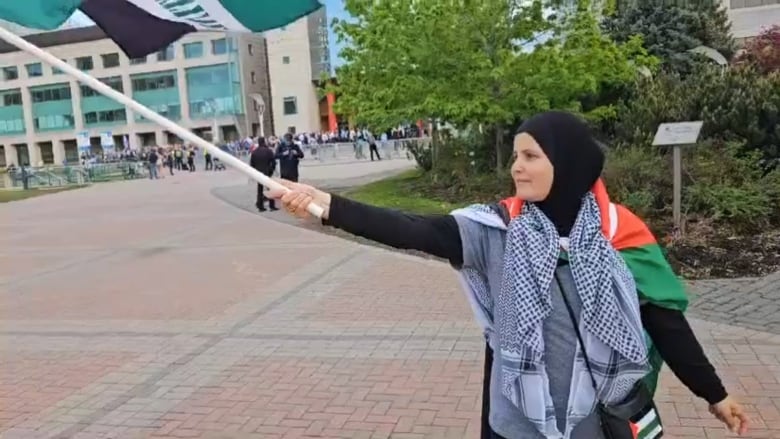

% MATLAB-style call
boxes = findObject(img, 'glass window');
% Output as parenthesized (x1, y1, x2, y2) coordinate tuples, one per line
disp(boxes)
(33, 114, 75, 131)
(52, 60, 66, 75)
(2, 91, 22, 106)
(287, 126, 296, 134)
(157, 45, 175, 61)
(2, 66, 18, 80)
(184, 42, 203, 59)
(212, 38, 227, 55)
(131, 73, 176, 92)
(76, 56, 94, 71)
(251, 71, 256, 84)
(101, 53, 120, 68)
(30, 85, 71, 103)
(283, 97, 297, 115)
(0, 118, 25, 134)
(282, 56, 290, 64)
(130, 57, 147, 65)
(81, 76, 124, 97)
(25, 63, 43, 77)
(84, 109, 127, 125)
(248, 43, 253, 55)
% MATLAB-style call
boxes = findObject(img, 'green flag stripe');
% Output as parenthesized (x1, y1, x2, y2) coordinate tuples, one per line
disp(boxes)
(218, 0, 322, 31)
(619, 243, 688, 312)
(0, 0, 82, 30)
(639, 421, 662, 439)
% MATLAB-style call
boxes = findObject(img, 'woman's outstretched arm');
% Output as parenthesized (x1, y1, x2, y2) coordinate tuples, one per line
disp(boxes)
(324, 194, 464, 266)
(268, 180, 465, 266)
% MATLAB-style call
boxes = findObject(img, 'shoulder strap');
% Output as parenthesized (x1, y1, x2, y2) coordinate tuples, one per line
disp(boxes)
(488, 203, 511, 226)
(554, 273, 600, 396)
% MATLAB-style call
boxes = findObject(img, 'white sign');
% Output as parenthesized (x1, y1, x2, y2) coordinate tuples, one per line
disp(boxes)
(100, 131, 115, 147)
(652, 121, 704, 146)
(76, 131, 90, 148)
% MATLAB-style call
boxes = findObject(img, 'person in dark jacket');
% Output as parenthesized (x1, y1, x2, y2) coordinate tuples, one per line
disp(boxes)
(274, 133, 304, 182)
(249, 137, 278, 212)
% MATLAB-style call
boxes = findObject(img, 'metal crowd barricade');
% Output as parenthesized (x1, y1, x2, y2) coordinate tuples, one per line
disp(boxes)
(298, 137, 428, 164)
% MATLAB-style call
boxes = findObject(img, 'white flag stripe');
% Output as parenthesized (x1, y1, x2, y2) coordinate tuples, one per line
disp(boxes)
(636, 409, 657, 431)
(126, 0, 182, 22)
(197, 0, 249, 31)
(645, 424, 663, 439)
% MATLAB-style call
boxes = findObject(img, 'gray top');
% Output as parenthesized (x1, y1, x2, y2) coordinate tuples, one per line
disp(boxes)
(456, 216, 604, 439)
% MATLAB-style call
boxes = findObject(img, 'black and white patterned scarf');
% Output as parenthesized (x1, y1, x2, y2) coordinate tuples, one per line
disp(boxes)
(461, 194, 650, 438)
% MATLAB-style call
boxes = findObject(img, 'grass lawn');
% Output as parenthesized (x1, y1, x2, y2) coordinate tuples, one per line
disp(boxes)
(0, 186, 85, 203)
(343, 169, 463, 214)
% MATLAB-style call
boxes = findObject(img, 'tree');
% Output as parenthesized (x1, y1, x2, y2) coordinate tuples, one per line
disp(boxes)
(332, 0, 655, 173)
(602, 0, 735, 75)
(735, 25, 780, 75)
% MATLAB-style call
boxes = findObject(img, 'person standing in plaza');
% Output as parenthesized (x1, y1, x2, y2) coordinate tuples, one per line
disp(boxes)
(269, 111, 749, 439)
(174, 147, 183, 170)
(187, 147, 196, 172)
(275, 133, 304, 182)
(147, 148, 158, 180)
(250, 137, 278, 212)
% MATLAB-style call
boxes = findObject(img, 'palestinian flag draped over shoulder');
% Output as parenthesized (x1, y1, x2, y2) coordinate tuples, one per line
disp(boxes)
(0, 0, 322, 57)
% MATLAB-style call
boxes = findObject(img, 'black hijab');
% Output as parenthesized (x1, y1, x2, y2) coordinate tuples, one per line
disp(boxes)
(515, 111, 605, 237)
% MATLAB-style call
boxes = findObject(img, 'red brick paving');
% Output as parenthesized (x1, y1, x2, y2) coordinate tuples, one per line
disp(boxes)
(159, 358, 482, 439)
(0, 352, 137, 429)
(297, 257, 471, 322)
(0, 171, 778, 439)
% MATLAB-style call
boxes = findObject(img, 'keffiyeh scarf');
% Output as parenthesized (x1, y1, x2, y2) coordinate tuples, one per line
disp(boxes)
(460, 194, 652, 438)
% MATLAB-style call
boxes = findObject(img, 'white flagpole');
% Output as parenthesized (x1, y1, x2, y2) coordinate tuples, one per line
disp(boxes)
(0, 26, 324, 218)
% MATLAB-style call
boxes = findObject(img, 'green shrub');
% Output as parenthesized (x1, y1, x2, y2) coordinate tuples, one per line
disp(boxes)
(684, 141, 779, 231)
(603, 144, 670, 219)
(403, 139, 432, 171)
(603, 139, 779, 234)
(611, 66, 780, 169)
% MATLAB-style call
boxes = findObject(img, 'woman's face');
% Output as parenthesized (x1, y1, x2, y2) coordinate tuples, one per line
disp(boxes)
(510, 133, 554, 201)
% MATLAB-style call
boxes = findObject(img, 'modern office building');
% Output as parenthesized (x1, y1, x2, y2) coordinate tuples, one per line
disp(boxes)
(264, 7, 334, 136)
(0, 26, 272, 167)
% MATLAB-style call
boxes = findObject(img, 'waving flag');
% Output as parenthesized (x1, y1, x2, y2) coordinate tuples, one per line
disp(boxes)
(0, 0, 322, 57)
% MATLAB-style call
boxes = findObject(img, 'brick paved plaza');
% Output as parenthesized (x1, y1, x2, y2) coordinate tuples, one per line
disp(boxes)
(1, 162, 779, 439)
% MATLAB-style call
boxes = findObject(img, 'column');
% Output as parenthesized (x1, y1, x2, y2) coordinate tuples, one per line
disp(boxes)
(122, 74, 136, 123)
(21, 87, 35, 140)
(53, 140, 66, 165)
(28, 143, 42, 167)
(3, 144, 16, 166)
(177, 67, 191, 122)
(69, 80, 84, 131)
(154, 130, 165, 146)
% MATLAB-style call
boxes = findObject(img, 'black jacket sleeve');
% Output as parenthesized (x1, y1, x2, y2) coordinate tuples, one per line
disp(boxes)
(324, 194, 464, 266)
(641, 303, 727, 405)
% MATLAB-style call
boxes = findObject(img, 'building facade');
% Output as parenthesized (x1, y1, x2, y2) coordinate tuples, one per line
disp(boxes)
(264, 7, 332, 136)
(0, 26, 272, 167)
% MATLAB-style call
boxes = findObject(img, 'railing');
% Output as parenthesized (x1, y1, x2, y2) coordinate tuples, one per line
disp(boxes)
(3, 161, 149, 189)
(298, 137, 427, 165)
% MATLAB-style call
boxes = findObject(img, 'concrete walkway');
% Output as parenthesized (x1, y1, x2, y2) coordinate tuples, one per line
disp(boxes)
(1, 164, 778, 439)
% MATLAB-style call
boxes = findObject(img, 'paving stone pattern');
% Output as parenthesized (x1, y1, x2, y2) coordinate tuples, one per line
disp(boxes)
(1, 166, 778, 439)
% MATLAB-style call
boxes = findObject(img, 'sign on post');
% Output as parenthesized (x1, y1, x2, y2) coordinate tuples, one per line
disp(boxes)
(652, 121, 703, 234)
(100, 131, 115, 154)
(76, 131, 91, 156)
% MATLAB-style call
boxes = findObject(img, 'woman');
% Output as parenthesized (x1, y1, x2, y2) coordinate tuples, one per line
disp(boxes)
(268, 111, 748, 439)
